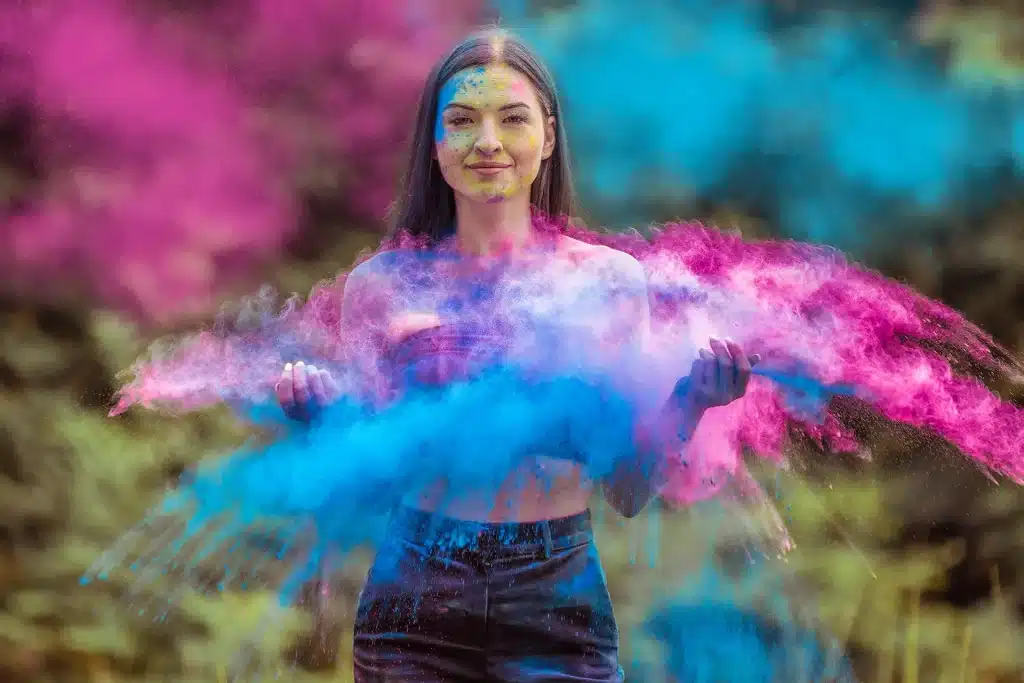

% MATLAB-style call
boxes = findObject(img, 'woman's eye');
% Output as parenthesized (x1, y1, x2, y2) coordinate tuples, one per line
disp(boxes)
(504, 114, 528, 124)
(448, 116, 472, 126)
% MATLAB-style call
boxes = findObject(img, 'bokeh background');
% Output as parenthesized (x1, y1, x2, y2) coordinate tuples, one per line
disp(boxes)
(2, 0, 1023, 681)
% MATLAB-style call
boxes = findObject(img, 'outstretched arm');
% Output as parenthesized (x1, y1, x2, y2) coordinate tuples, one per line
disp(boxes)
(602, 394, 708, 517)
(598, 251, 756, 518)
(597, 250, 691, 517)
(274, 254, 393, 423)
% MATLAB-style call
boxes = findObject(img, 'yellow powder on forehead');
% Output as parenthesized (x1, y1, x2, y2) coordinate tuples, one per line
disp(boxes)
(451, 63, 526, 103)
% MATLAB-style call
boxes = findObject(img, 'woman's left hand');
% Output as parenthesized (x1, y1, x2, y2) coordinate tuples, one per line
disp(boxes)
(685, 337, 760, 409)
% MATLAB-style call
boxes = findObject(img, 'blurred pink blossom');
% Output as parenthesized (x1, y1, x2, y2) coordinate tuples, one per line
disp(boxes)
(0, 0, 481, 322)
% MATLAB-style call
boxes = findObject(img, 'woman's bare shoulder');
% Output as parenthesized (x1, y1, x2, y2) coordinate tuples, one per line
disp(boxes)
(345, 247, 421, 286)
(555, 235, 646, 283)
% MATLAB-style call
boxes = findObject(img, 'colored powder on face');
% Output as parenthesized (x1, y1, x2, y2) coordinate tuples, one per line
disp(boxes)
(435, 66, 494, 143)
(435, 73, 463, 143)
(434, 63, 546, 202)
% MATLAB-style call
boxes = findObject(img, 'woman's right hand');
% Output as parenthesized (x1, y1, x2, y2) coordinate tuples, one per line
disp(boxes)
(276, 361, 340, 423)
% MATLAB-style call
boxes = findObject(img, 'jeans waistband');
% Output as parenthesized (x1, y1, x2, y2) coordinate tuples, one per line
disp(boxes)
(389, 506, 593, 558)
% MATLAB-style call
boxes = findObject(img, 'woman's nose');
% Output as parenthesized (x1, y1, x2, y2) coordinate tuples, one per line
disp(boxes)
(473, 119, 502, 155)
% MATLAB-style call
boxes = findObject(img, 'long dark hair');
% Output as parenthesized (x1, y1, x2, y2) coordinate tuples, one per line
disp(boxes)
(388, 29, 576, 243)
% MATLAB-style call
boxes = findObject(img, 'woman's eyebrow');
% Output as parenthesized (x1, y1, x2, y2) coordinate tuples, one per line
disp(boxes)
(442, 101, 531, 112)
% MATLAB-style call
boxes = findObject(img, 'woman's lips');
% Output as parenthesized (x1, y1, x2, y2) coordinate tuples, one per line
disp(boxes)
(468, 164, 510, 176)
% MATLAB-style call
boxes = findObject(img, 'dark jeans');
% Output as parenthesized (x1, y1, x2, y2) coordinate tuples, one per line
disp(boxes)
(353, 506, 624, 682)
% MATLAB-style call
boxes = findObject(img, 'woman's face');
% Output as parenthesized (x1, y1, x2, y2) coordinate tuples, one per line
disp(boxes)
(434, 63, 556, 204)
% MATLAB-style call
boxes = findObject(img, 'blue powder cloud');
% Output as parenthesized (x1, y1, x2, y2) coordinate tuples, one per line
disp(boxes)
(493, 0, 1023, 253)
(85, 362, 857, 679)
(83, 367, 645, 599)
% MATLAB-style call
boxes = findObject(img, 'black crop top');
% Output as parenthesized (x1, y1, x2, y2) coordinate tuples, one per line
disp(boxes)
(384, 323, 595, 464)
(385, 324, 509, 388)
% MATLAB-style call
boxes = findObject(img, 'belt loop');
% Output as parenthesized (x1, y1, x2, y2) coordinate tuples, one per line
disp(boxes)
(541, 521, 553, 559)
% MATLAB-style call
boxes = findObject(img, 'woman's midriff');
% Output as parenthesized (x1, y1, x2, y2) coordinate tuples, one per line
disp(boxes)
(401, 455, 594, 522)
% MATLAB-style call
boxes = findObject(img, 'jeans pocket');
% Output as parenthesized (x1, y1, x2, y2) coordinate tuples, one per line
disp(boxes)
(355, 537, 435, 628)
(560, 542, 619, 641)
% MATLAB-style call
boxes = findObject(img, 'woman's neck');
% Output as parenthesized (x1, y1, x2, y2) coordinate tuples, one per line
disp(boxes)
(453, 196, 535, 257)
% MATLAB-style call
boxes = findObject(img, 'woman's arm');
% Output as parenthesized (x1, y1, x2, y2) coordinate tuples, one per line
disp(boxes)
(272, 254, 393, 423)
(598, 250, 757, 517)
(595, 249, 697, 517)
(603, 374, 711, 518)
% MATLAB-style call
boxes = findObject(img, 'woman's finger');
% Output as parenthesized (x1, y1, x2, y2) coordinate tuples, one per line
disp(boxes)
(308, 365, 329, 406)
(689, 357, 706, 391)
(698, 349, 716, 389)
(320, 370, 341, 402)
(292, 361, 311, 405)
(709, 338, 732, 390)
(724, 339, 749, 371)
(276, 363, 295, 407)
(725, 339, 751, 391)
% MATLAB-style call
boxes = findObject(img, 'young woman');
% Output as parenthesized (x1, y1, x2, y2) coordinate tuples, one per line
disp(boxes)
(276, 30, 759, 682)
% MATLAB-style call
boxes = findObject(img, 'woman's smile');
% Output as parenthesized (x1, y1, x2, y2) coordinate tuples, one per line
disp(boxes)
(470, 165, 510, 176)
